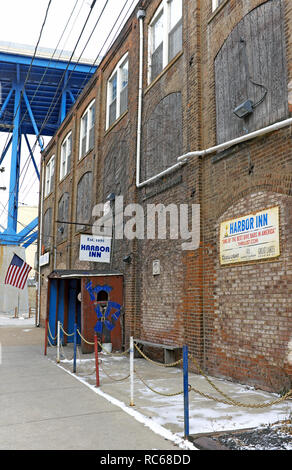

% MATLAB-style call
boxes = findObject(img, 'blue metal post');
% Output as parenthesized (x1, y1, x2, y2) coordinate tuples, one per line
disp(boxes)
(183, 345, 189, 439)
(24, 134, 40, 179)
(7, 65, 22, 233)
(60, 71, 68, 124)
(73, 323, 77, 373)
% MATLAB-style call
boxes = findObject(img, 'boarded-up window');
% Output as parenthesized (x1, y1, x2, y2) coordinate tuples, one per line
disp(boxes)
(43, 208, 52, 249)
(143, 92, 182, 180)
(215, 0, 288, 144)
(103, 140, 128, 200)
(76, 172, 93, 231)
(57, 193, 69, 243)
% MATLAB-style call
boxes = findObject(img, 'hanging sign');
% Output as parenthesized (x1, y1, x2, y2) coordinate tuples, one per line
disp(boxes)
(220, 206, 280, 265)
(79, 234, 111, 263)
(39, 252, 50, 267)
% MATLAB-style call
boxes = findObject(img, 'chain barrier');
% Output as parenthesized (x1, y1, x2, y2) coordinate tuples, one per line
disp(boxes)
(60, 324, 74, 337)
(134, 368, 185, 397)
(134, 343, 183, 367)
(98, 339, 130, 356)
(48, 323, 57, 342)
(189, 355, 292, 408)
(100, 362, 130, 382)
(46, 325, 292, 408)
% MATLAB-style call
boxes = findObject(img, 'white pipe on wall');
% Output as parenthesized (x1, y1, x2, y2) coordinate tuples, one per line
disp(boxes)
(177, 117, 292, 162)
(135, 5, 292, 188)
(136, 10, 145, 189)
(37, 157, 45, 327)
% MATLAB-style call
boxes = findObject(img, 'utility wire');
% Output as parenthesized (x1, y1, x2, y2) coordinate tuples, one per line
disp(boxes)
(0, 0, 53, 222)
(0, 0, 92, 225)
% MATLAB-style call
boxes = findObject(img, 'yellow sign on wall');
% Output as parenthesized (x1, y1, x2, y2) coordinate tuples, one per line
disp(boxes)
(220, 206, 280, 265)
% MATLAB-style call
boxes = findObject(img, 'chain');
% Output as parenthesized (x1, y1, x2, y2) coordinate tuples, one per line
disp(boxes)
(189, 355, 292, 408)
(76, 329, 95, 345)
(60, 342, 74, 361)
(134, 343, 183, 367)
(48, 324, 57, 341)
(60, 324, 75, 337)
(100, 361, 130, 382)
(134, 369, 184, 397)
(98, 340, 130, 356)
(47, 337, 55, 347)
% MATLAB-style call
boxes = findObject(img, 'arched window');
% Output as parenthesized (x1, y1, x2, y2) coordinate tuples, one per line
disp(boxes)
(76, 172, 93, 231)
(43, 208, 52, 249)
(214, 1, 287, 143)
(57, 193, 69, 243)
(143, 92, 182, 179)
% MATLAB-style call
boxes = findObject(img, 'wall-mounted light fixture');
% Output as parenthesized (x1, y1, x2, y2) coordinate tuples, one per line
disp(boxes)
(106, 192, 116, 202)
(233, 99, 254, 119)
(123, 254, 132, 264)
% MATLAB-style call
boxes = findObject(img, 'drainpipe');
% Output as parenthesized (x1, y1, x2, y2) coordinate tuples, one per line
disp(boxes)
(37, 157, 45, 327)
(177, 117, 292, 163)
(136, 9, 145, 188)
(135, 8, 185, 189)
(136, 117, 292, 188)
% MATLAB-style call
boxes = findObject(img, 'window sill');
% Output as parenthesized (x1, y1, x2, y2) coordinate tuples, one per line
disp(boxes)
(145, 51, 183, 95)
(78, 147, 94, 164)
(59, 171, 71, 184)
(104, 109, 128, 136)
(44, 191, 53, 201)
(208, 0, 229, 24)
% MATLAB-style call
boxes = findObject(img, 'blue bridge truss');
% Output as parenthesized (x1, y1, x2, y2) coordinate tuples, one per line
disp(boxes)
(0, 45, 96, 247)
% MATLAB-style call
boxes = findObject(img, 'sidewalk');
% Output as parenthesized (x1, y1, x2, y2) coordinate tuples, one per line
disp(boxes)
(52, 341, 291, 440)
(0, 318, 291, 450)
(0, 322, 189, 450)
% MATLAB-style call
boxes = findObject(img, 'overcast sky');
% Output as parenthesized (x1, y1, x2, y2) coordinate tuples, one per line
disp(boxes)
(0, 0, 139, 229)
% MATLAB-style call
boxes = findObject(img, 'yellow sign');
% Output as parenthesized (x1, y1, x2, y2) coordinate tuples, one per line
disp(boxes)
(220, 206, 280, 265)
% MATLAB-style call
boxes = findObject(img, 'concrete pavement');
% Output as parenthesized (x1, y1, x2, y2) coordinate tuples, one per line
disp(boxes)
(0, 322, 291, 451)
(0, 325, 187, 450)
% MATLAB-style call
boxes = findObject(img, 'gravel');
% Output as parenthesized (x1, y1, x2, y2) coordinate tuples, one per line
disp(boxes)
(210, 420, 292, 450)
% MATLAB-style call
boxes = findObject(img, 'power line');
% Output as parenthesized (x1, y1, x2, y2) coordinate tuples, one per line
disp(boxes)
(76, 0, 137, 99)
(0, 0, 85, 224)
(0, 0, 53, 160)
(0, 0, 53, 222)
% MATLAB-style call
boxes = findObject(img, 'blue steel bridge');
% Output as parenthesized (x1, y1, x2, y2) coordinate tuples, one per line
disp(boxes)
(0, 42, 96, 248)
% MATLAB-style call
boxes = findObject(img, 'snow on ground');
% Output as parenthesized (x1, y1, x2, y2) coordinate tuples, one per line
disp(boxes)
(0, 313, 35, 327)
(50, 346, 292, 445)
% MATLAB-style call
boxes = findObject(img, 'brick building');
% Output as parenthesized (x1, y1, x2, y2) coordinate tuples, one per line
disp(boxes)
(38, 0, 292, 392)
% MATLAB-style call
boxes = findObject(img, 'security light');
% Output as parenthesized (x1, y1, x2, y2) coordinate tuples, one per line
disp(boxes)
(233, 99, 254, 118)
(123, 254, 132, 264)
(106, 192, 116, 201)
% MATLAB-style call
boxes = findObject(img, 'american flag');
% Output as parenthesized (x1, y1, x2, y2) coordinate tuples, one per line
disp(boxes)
(4, 254, 32, 289)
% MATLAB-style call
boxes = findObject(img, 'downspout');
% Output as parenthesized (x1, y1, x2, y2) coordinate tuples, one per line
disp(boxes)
(136, 115, 292, 187)
(135, 8, 185, 188)
(136, 9, 145, 188)
(177, 117, 292, 163)
(37, 157, 45, 327)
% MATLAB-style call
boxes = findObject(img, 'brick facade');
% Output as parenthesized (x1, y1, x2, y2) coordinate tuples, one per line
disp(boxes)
(39, 0, 292, 392)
